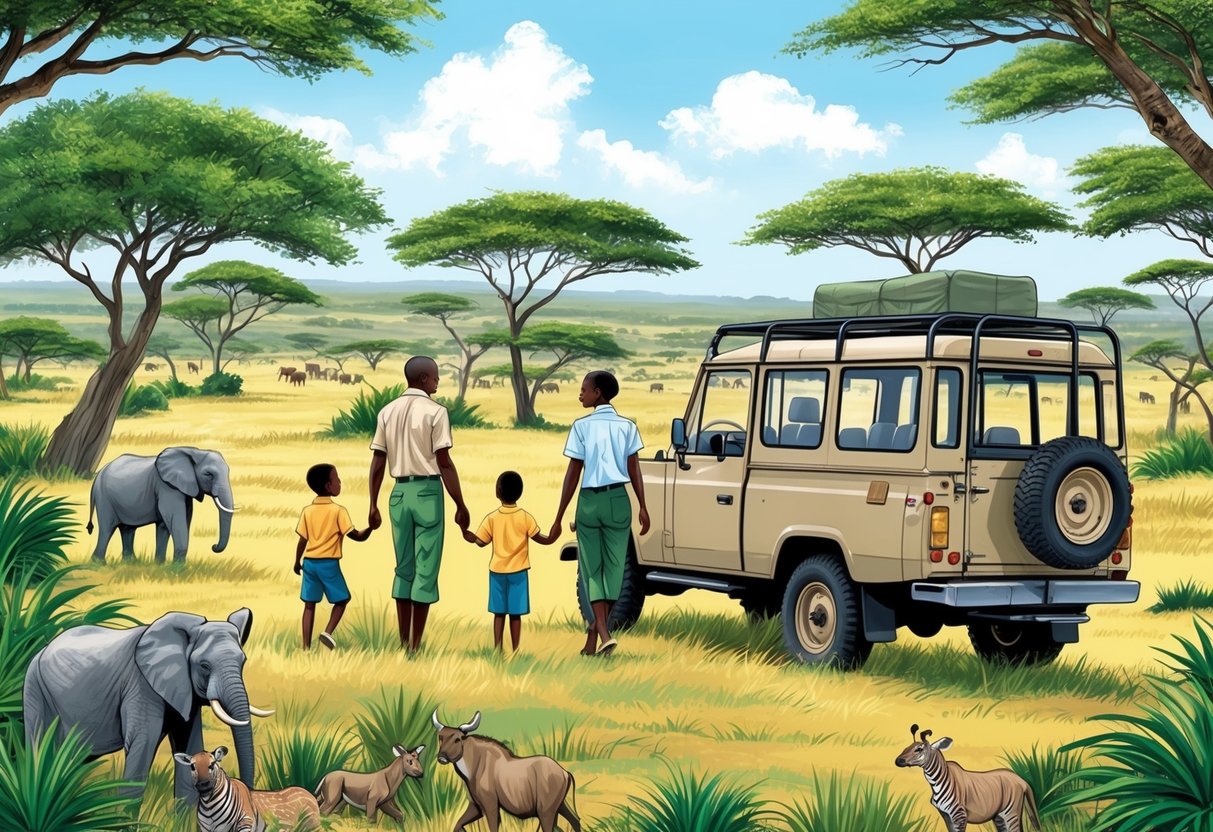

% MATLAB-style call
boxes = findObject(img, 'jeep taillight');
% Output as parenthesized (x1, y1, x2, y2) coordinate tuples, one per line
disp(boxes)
(930, 506, 949, 548)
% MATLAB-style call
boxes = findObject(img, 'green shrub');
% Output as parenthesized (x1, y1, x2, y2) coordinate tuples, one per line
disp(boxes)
(779, 770, 930, 832)
(0, 423, 50, 480)
(438, 395, 490, 428)
(6, 374, 70, 392)
(199, 371, 243, 396)
(1131, 428, 1213, 479)
(260, 725, 358, 792)
(1058, 617, 1213, 829)
(611, 761, 771, 832)
(0, 478, 74, 584)
(1001, 744, 1089, 824)
(117, 382, 169, 417)
(1149, 579, 1213, 613)
(323, 386, 491, 439)
(0, 723, 140, 831)
(147, 378, 195, 399)
(513, 414, 567, 431)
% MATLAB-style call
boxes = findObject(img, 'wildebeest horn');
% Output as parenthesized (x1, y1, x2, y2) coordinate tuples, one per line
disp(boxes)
(458, 711, 481, 734)
(921, 729, 933, 743)
(910, 723, 919, 738)
(415, 744, 425, 756)
(432, 709, 446, 731)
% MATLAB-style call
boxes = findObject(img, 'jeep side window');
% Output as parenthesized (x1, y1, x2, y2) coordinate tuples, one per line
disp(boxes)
(977, 371, 1100, 446)
(688, 369, 752, 456)
(933, 368, 962, 449)
(836, 367, 921, 452)
(762, 369, 827, 448)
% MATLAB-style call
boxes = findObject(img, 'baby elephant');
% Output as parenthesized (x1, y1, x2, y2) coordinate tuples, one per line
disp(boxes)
(315, 744, 425, 823)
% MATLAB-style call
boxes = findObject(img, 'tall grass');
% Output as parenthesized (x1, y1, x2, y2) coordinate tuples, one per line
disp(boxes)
(0, 478, 74, 583)
(1131, 428, 1213, 479)
(1149, 579, 1213, 613)
(1058, 617, 1213, 829)
(322, 384, 490, 438)
(0, 422, 50, 480)
(6, 373, 70, 393)
(610, 761, 772, 832)
(529, 717, 636, 762)
(779, 770, 931, 832)
(0, 723, 140, 831)
(1002, 744, 1090, 824)
(260, 725, 358, 793)
(629, 609, 785, 661)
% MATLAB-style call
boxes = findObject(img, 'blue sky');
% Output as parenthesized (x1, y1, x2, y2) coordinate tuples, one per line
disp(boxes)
(0, 1, 1199, 300)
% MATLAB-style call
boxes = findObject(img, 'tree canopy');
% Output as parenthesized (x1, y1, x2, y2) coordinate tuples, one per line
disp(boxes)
(1058, 286, 1155, 326)
(402, 292, 487, 400)
(0, 0, 441, 118)
(388, 191, 697, 422)
(0, 316, 104, 386)
(742, 167, 1071, 273)
(285, 333, 330, 355)
(335, 339, 415, 372)
(0, 90, 388, 476)
(788, 2, 1213, 189)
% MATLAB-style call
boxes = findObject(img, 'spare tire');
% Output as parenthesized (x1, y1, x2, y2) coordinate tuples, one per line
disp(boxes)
(1014, 436, 1131, 570)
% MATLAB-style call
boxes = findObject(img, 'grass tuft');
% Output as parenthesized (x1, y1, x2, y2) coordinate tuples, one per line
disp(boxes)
(1131, 428, 1213, 479)
(6, 374, 71, 393)
(260, 725, 359, 792)
(1149, 579, 1213, 613)
(0, 422, 50, 480)
(1001, 743, 1090, 824)
(322, 384, 491, 439)
(778, 770, 931, 832)
(610, 760, 772, 832)
(630, 609, 785, 662)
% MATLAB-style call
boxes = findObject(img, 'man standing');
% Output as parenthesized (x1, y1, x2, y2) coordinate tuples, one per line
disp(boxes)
(369, 356, 470, 652)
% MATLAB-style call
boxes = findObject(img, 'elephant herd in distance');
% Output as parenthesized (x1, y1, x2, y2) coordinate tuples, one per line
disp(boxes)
(277, 364, 364, 386)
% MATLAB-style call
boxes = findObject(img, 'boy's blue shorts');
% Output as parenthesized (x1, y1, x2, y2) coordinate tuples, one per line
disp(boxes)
(488, 570, 530, 615)
(301, 558, 351, 604)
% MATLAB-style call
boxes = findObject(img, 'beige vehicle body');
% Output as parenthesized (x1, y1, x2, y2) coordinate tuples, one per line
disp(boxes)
(566, 313, 1140, 667)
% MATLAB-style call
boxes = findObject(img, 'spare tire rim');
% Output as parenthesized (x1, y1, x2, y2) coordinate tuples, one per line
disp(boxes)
(795, 581, 836, 655)
(1055, 466, 1113, 545)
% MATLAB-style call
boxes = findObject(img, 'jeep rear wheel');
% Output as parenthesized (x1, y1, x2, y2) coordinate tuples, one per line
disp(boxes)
(1014, 436, 1132, 570)
(781, 557, 871, 669)
(968, 621, 1064, 666)
(576, 548, 644, 632)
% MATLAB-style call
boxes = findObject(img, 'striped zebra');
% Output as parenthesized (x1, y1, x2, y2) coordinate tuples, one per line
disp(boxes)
(894, 724, 1040, 832)
(176, 747, 321, 832)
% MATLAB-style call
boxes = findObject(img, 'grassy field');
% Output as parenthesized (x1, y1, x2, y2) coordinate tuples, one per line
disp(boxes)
(3, 310, 1212, 829)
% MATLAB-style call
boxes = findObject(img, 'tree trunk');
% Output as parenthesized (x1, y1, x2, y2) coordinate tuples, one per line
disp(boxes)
(1167, 386, 1180, 435)
(211, 343, 222, 376)
(457, 350, 471, 402)
(507, 343, 535, 423)
(0, 361, 8, 400)
(40, 314, 158, 477)
(164, 355, 179, 383)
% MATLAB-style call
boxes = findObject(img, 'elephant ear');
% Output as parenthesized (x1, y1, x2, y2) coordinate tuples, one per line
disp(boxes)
(155, 447, 201, 499)
(135, 611, 207, 720)
(227, 608, 253, 647)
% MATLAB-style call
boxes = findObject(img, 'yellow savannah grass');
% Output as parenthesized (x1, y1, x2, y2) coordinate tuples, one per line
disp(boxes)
(4, 358, 1206, 829)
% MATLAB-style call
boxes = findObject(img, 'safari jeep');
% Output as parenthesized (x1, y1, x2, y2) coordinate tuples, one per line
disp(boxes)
(565, 313, 1140, 669)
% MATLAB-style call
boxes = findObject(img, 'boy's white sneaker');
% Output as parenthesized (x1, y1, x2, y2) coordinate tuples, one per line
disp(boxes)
(319, 632, 337, 650)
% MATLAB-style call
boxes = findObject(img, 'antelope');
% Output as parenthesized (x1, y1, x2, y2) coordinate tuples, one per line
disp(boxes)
(895, 724, 1039, 832)
(315, 744, 425, 824)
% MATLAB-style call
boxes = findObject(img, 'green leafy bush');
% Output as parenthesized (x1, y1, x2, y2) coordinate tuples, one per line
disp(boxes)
(779, 770, 930, 832)
(0, 723, 140, 831)
(199, 371, 243, 397)
(439, 395, 490, 428)
(260, 725, 357, 793)
(611, 761, 771, 832)
(117, 383, 169, 417)
(147, 378, 195, 399)
(513, 414, 567, 431)
(0, 478, 74, 584)
(1149, 579, 1213, 613)
(1001, 744, 1089, 824)
(0, 423, 50, 480)
(323, 385, 490, 438)
(1131, 428, 1213, 479)
(7, 374, 70, 392)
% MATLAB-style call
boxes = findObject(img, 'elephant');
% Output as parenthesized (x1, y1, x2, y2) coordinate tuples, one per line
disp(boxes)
(23, 607, 273, 807)
(87, 446, 236, 563)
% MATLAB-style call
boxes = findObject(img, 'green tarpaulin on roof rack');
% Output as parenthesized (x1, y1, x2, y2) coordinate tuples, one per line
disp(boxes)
(811, 270, 1038, 318)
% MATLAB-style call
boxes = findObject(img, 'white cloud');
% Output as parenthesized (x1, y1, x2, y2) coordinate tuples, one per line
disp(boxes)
(577, 129, 713, 194)
(660, 71, 900, 159)
(359, 21, 592, 175)
(260, 108, 354, 159)
(976, 133, 1063, 191)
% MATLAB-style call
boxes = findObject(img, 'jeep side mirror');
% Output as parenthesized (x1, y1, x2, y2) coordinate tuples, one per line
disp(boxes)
(709, 432, 727, 461)
(671, 418, 690, 470)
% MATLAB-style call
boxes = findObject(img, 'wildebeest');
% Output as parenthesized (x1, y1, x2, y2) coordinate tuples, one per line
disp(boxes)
(353, 374, 364, 384)
(339, 373, 353, 385)
(433, 710, 580, 832)
(1139, 391, 1155, 404)
(278, 366, 297, 382)
(732, 377, 747, 389)
(895, 724, 1039, 832)
(187, 361, 200, 375)
(474, 377, 492, 389)
(316, 744, 424, 824)
(325, 368, 340, 381)
(290, 371, 306, 386)
(649, 382, 664, 393)
(539, 382, 560, 394)
(143, 362, 159, 372)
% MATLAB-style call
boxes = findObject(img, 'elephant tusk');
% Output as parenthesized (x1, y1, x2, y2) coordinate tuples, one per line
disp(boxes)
(249, 705, 275, 718)
(210, 699, 249, 727)
(212, 496, 238, 514)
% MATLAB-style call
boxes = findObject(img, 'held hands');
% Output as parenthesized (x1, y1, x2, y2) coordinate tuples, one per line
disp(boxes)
(455, 504, 470, 532)
(462, 529, 479, 545)
(368, 506, 382, 530)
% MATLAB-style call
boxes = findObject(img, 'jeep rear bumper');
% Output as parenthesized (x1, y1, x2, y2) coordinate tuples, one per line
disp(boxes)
(911, 579, 1140, 608)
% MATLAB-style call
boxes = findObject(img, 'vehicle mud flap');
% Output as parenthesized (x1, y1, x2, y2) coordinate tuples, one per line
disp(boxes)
(1051, 621, 1080, 643)
(861, 587, 897, 643)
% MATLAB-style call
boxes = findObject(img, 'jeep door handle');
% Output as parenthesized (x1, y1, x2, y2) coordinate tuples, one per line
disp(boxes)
(716, 494, 733, 505)
(955, 483, 990, 496)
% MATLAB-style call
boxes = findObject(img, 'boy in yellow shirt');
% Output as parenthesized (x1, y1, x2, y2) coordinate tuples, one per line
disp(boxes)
(295, 463, 372, 650)
(463, 471, 557, 652)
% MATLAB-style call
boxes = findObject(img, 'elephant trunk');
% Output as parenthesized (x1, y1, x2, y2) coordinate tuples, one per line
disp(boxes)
(212, 484, 233, 554)
(212, 672, 254, 788)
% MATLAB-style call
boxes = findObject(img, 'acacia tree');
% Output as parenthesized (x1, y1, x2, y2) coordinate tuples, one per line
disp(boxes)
(1058, 287, 1155, 326)
(0, 317, 104, 384)
(743, 167, 1071, 272)
(402, 293, 489, 400)
(334, 339, 413, 373)
(170, 260, 323, 374)
(0, 92, 388, 476)
(790, 3, 1213, 190)
(387, 191, 698, 424)
(284, 332, 329, 359)
(475, 323, 628, 421)
(220, 339, 261, 371)
(162, 295, 227, 373)
(0, 1, 440, 119)
(1131, 339, 1213, 436)
(144, 333, 184, 382)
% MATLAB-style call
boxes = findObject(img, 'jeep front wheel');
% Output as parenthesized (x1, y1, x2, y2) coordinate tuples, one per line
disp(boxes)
(968, 621, 1064, 666)
(781, 557, 871, 669)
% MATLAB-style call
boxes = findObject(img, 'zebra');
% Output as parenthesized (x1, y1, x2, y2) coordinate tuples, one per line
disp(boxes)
(894, 724, 1040, 832)
(176, 747, 320, 832)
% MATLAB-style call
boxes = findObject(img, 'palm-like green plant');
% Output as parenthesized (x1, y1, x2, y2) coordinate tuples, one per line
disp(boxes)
(1149, 580, 1213, 614)
(0, 722, 140, 831)
(1001, 744, 1089, 823)
(321, 383, 406, 438)
(0, 477, 75, 583)
(612, 760, 771, 832)
(1058, 618, 1213, 829)
(0, 423, 50, 480)
(780, 770, 931, 832)
(260, 725, 358, 792)
(1131, 428, 1213, 479)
